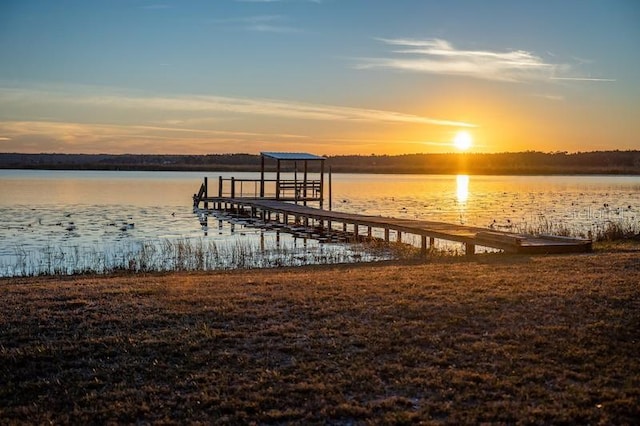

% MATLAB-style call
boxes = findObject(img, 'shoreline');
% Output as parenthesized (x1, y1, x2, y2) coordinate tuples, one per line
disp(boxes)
(1, 247, 639, 423)
(3, 166, 640, 176)
(2, 151, 640, 175)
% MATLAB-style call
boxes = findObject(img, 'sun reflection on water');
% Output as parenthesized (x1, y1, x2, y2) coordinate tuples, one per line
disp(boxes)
(456, 174, 469, 203)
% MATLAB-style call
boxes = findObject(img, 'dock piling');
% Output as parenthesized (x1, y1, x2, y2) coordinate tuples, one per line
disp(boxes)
(204, 177, 208, 209)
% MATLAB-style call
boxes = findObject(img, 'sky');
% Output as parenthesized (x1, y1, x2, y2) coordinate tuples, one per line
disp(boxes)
(0, 0, 638, 155)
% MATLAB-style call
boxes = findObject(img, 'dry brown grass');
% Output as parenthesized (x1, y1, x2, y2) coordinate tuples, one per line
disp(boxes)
(1, 248, 639, 424)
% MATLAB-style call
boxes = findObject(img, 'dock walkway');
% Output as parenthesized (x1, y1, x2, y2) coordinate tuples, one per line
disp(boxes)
(196, 196, 592, 256)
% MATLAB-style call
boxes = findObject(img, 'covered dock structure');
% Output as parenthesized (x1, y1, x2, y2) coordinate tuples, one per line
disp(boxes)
(195, 152, 327, 209)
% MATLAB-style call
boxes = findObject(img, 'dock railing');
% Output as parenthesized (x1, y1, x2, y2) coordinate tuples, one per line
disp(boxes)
(195, 177, 323, 203)
(219, 177, 265, 198)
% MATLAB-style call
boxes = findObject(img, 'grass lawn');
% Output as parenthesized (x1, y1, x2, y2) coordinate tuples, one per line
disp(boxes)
(1, 247, 639, 424)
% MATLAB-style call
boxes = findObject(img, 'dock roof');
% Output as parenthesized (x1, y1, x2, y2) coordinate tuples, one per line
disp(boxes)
(261, 152, 325, 161)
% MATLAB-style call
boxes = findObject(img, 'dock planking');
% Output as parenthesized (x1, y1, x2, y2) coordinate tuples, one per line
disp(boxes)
(193, 152, 591, 256)
(195, 196, 592, 256)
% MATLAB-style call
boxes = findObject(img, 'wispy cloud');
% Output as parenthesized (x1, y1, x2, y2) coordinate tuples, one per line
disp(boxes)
(0, 120, 311, 154)
(530, 93, 565, 101)
(0, 119, 469, 154)
(355, 38, 560, 82)
(213, 14, 301, 33)
(0, 86, 475, 128)
(0, 84, 475, 153)
(0, 121, 308, 142)
(92, 94, 474, 127)
(355, 38, 613, 84)
(550, 77, 616, 82)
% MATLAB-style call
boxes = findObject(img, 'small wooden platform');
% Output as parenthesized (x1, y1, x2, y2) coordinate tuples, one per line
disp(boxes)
(196, 197, 592, 256)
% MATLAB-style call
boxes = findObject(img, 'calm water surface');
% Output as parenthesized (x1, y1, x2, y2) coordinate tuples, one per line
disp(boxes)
(335, 173, 640, 232)
(1, 170, 639, 275)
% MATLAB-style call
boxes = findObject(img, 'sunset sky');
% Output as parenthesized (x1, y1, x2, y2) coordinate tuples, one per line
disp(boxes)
(1, 0, 638, 155)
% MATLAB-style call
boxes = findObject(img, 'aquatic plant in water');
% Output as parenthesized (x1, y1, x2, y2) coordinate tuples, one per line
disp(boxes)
(0, 237, 407, 278)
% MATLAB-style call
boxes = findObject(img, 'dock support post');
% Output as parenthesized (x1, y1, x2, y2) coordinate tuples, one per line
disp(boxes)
(354, 224, 359, 239)
(465, 243, 475, 256)
(320, 159, 325, 209)
(215, 175, 220, 206)
(368, 226, 372, 238)
(421, 236, 427, 257)
(328, 166, 332, 211)
(397, 231, 402, 243)
(384, 228, 390, 242)
(230, 177, 235, 199)
(303, 160, 308, 207)
(204, 177, 208, 209)
(276, 160, 281, 200)
(294, 162, 298, 205)
(430, 237, 435, 247)
(260, 155, 265, 198)
(202, 215, 208, 236)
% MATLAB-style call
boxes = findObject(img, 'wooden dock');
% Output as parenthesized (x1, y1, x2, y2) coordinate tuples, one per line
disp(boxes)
(194, 196, 592, 256)
(193, 152, 591, 256)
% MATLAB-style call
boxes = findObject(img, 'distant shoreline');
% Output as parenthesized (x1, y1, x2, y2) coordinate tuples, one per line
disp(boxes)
(2, 151, 640, 175)
(3, 166, 640, 176)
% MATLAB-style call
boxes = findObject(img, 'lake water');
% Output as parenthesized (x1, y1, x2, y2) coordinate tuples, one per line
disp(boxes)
(1, 170, 639, 276)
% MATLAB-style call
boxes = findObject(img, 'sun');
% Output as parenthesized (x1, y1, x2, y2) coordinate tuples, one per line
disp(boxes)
(453, 131, 473, 151)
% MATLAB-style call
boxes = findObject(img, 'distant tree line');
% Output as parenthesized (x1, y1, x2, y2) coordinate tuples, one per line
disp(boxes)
(1, 151, 639, 175)
(325, 151, 640, 174)
(0, 153, 261, 171)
